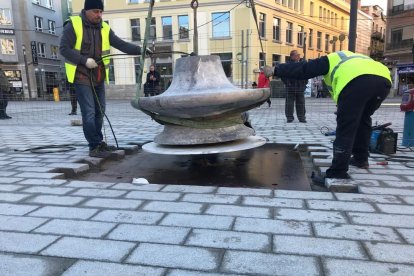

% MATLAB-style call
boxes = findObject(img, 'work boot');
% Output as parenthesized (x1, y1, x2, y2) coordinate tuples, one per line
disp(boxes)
(89, 146, 111, 158)
(68, 111, 77, 115)
(99, 141, 117, 151)
(349, 157, 369, 169)
(312, 172, 351, 187)
(299, 119, 307, 123)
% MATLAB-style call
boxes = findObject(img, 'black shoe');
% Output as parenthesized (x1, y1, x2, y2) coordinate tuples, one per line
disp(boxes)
(5, 115, 11, 119)
(299, 119, 307, 123)
(68, 111, 77, 115)
(267, 100, 272, 108)
(349, 157, 369, 169)
(89, 146, 112, 158)
(287, 119, 294, 123)
(99, 141, 117, 151)
(311, 172, 326, 187)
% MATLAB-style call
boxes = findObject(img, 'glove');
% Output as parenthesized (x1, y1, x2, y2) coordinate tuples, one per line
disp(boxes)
(263, 65, 274, 78)
(85, 58, 98, 69)
(145, 47, 153, 56)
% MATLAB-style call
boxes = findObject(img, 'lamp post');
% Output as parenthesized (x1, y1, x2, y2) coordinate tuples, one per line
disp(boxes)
(22, 45, 32, 99)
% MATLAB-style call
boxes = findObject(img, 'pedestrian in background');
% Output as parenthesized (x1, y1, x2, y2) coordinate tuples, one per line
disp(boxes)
(265, 50, 391, 184)
(144, 64, 161, 97)
(257, 67, 271, 107)
(60, 0, 145, 158)
(282, 50, 307, 123)
(0, 60, 12, 120)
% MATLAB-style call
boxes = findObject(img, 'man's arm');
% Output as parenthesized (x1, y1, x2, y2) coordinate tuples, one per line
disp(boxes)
(274, 56, 330, 80)
(109, 30, 141, 55)
(59, 21, 88, 66)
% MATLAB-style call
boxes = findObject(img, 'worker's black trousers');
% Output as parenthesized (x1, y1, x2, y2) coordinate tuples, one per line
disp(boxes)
(325, 75, 391, 178)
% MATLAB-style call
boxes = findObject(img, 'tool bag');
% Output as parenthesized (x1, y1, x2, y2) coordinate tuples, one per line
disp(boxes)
(369, 127, 398, 155)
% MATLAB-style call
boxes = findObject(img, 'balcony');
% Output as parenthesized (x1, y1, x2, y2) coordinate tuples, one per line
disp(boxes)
(371, 31, 384, 41)
(386, 39, 413, 51)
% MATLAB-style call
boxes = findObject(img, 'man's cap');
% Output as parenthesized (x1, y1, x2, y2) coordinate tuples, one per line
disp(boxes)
(84, 0, 104, 11)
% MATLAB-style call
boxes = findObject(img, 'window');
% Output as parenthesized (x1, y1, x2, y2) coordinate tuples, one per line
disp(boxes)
(308, 29, 313, 48)
(310, 2, 314, 17)
(134, 57, 141, 84)
(212, 12, 230, 38)
(392, 0, 404, 13)
(319, 6, 322, 21)
(286, 22, 293, 43)
(37, 42, 46, 57)
(129, 0, 139, 3)
(178, 15, 189, 39)
(294, 0, 299, 10)
(391, 29, 402, 44)
(325, 34, 330, 52)
(35, 16, 43, 32)
(282, 0, 287, 6)
(323, 8, 326, 22)
(47, 0, 54, 9)
(48, 20, 56, 34)
(259, 52, 266, 68)
(332, 37, 337, 52)
(0, 8, 12, 25)
(317, 31, 322, 50)
(335, 13, 338, 27)
(297, 25, 304, 46)
(288, 0, 294, 9)
(341, 16, 345, 30)
(212, 53, 232, 77)
(130, 19, 141, 42)
(150, 17, 156, 41)
(259, 13, 266, 38)
(273, 17, 281, 41)
(272, 54, 281, 66)
(162, 16, 172, 40)
(51, 45, 58, 59)
(0, 38, 15, 54)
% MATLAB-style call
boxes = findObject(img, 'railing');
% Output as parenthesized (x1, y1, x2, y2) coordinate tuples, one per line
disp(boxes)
(386, 39, 413, 50)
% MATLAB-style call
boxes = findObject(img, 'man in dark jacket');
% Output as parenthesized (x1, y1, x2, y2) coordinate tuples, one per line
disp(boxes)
(60, 0, 145, 158)
(282, 50, 308, 123)
(264, 51, 391, 185)
(144, 64, 160, 97)
(0, 60, 12, 119)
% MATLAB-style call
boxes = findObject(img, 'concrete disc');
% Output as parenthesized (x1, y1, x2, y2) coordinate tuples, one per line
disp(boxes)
(142, 136, 267, 155)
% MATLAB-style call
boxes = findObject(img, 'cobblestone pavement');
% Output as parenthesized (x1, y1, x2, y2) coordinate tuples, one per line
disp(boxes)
(1, 98, 414, 275)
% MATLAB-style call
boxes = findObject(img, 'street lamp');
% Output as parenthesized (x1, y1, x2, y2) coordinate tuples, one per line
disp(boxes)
(22, 45, 32, 99)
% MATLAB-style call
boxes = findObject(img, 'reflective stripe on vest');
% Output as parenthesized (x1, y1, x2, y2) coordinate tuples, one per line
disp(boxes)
(323, 51, 392, 103)
(65, 16, 111, 84)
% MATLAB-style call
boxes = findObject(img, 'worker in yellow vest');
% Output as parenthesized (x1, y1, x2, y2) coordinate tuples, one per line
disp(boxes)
(265, 51, 392, 185)
(60, 0, 147, 158)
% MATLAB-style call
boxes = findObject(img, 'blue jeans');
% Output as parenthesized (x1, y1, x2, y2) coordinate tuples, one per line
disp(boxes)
(74, 83, 106, 150)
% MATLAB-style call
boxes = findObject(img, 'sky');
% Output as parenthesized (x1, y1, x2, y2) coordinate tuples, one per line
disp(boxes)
(361, 0, 388, 12)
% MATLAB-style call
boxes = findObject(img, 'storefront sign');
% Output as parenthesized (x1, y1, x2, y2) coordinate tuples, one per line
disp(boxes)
(398, 64, 414, 74)
(0, 28, 14, 35)
(31, 41, 38, 65)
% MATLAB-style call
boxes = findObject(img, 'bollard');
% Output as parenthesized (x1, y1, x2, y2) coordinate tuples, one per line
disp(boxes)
(53, 87, 60, 102)
(402, 111, 414, 147)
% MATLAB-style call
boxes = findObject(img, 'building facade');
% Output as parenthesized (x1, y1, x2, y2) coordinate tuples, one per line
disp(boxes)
(71, 0, 351, 88)
(356, 9, 372, 56)
(360, 4, 386, 60)
(0, 0, 65, 99)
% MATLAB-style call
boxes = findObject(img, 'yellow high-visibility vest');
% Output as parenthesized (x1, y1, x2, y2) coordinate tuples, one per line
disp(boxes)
(323, 51, 392, 103)
(65, 16, 111, 84)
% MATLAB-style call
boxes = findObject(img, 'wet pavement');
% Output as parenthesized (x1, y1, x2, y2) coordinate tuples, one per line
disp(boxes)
(1, 98, 414, 275)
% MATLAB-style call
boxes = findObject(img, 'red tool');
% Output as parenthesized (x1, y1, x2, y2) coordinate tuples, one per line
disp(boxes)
(376, 161, 388, 165)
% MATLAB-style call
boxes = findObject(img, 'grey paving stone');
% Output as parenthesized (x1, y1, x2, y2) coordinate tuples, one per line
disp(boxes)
(168, 270, 238, 276)
(334, 193, 402, 204)
(83, 198, 143, 210)
(275, 208, 347, 223)
(222, 251, 320, 275)
(14, 172, 65, 179)
(0, 192, 31, 202)
(34, 219, 116, 238)
(63, 261, 165, 276)
(143, 201, 203, 214)
(205, 205, 269, 218)
(398, 229, 414, 244)
(15, 167, 57, 173)
(26, 195, 85, 206)
(0, 203, 39, 215)
(0, 231, 58, 254)
(352, 174, 400, 181)
(234, 217, 311, 235)
(0, 171, 17, 177)
(377, 203, 414, 215)
(243, 196, 304, 208)
(274, 190, 334, 200)
(384, 181, 414, 188)
(273, 235, 367, 259)
(314, 222, 401, 242)
(0, 214, 47, 232)
(108, 224, 190, 244)
(10, 157, 42, 162)
(91, 210, 163, 225)
(29, 206, 98, 220)
(66, 180, 115, 189)
(126, 191, 181, 201)
(401, 196, 414, 205)
(6, 162, 46, 167)
(41, 237, 135, 262)
(307, 199, 375, 212)
(0, 177, 24, 184)
(18, 179, 67, 186)
(323, 259, 414, 276)
(0, 253, 75, 276)
(71, 188, 127, 198)
(160, 214, 234, 230)
(22, 186, 74, 195)
(112, 183, 165, 191)
(217, 187, 272, 196)
(126, 243, 220, 271)
(162, 185, 216, 193)
(186, 229, 270, 251)
(0, 184, 22, 192)
(359, 186, 414, 196)
(182, 194, 239, 204)
(349, 212, 414, 228)
(365, 242, 414, 264)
